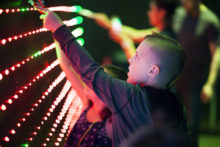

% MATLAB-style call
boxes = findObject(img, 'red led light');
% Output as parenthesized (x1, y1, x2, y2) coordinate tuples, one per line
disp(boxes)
(1, 104, 7, 111)
(5, 9, 9, 13)
(4, 136, 10, 142)
(0, 73, 3, 80)
(1, 39, 6, 45)
(4, 69, 9, 75)
(10, 129, 16, 134)
(7, 99, 13, 104)
(17, 123, 21, 127)
(33, 132, 37, 135)
(13, 94, 18, 99)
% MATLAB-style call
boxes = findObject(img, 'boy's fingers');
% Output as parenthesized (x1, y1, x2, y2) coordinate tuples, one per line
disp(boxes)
(34, 3, 48, 14)
(40, 14, 46, 20)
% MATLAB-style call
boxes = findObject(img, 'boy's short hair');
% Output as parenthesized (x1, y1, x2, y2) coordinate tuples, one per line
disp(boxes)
(151, 0, 178, 22)
(144, 33, 185, 87)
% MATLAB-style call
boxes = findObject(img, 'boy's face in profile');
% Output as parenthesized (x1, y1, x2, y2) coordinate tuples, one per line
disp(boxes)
(127, 41, 157, 85)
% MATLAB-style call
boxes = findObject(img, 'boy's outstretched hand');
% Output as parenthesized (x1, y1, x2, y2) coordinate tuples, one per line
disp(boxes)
(35, 4, 64, 32)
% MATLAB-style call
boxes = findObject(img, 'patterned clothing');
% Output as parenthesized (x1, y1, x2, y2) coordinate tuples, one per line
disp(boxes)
(64, 107, 112, 147)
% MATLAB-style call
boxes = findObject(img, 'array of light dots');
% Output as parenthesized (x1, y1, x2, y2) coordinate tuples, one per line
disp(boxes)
(41, 89, 77, 146)
(0, 43, 56, 80)
(26, 80, 72, 142)
(0, 8, 36, 15)
(0, 5, 82, 15)
(67, 96, 83, 135)
(0, 16, 83, 46)
(54, 97, 82, 146)
(0, 60, 59, 111)
(0, 28, 47, 45)
(2, 72, 66, 143)
(48, 6, 82, 13)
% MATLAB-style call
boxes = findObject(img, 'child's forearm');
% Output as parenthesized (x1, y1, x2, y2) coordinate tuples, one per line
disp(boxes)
(55, 41, 88, 106)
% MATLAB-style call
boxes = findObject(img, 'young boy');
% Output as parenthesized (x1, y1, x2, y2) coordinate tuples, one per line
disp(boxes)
(36, 5, 185, 147)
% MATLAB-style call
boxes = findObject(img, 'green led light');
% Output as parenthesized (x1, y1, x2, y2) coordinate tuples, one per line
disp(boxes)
(74, 6, 82, 12)
(76, 38, 85, 46)
(72, 27, 84, 38)
(21, 143, 29, 147)
(33, 51, 41, 57)
(20, 8, 25, 12)
(75, 16, 83, 24)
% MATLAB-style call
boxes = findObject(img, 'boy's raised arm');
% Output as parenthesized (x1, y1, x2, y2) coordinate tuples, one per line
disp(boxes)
(34, 6, 140, 112)
(53, 25, 138, 112)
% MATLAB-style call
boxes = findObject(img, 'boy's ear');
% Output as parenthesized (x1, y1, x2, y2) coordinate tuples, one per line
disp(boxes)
(148, 65, 160, 77)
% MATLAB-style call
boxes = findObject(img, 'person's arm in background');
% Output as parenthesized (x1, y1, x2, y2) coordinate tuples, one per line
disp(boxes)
(109, 31, 136, 60)
(55, 40, 89, 107)
(201, 42, 220, 103)
(92, 13, 158, 43)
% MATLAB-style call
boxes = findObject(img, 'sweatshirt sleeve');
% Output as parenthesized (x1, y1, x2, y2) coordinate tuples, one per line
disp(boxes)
(52, 25, 141, 113)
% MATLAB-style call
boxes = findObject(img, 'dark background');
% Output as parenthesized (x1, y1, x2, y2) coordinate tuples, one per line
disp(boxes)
(0, 0, 219, 146)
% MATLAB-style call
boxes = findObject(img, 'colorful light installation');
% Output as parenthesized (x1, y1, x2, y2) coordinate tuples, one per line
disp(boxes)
(0, 8, 36, 15)
(26, 80, 72, 143)
(41, 89, 77, 146)
(2, 72, 66, 143)
(0, 28, 47, 45)
(54, 97, 82, 146)
(0, 16, 83, 46)
(0, 60, 59, 111)
(0, 43, 56, 81)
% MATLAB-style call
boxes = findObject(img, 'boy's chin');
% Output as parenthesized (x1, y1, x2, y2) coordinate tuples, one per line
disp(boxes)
(127, 78, 136, 85)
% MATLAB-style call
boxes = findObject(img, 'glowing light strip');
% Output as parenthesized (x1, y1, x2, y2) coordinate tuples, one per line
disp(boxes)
(0, 28, 47, 45)
(67, 96, 83, 135)
(63, 16, 83, 27)
(48, 6, 82, 12)
(54, 97, 82, 146)
(42, 89, 77, 146)
(0, 43, 56, 80)
(2, 72, 67, 143)
(0, 8, 36, 15)
(0, 6, 82, 15)
(0, 28, 84, 82)
(26, 80, 72, 142)
(1, 16, 83, 46)
(0, 60, 59, 111)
